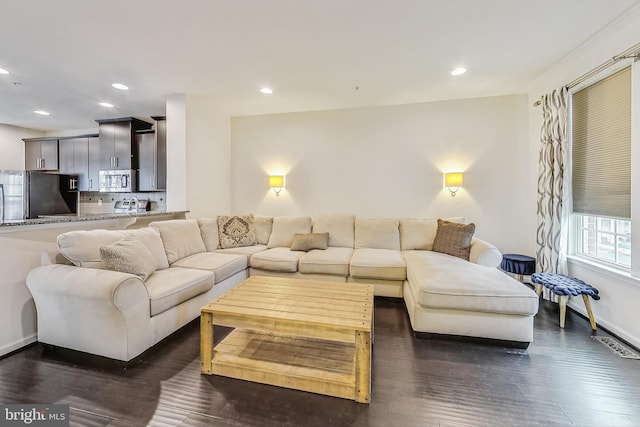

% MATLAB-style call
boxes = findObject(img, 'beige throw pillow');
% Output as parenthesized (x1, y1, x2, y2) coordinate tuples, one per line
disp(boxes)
(217, 215, 257, 249)
(290, 233, 329, 252)
(431, 219, 476, 260)
(100, 237, 157, 281)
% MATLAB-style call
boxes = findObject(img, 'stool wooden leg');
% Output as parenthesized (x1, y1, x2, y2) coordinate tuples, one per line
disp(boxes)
(535, 284, 543, 297)
(559, 296, 568, 328)
(582, 294, 597, 331)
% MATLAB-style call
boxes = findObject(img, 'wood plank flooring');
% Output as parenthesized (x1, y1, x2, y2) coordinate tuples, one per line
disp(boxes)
(2, 297, 640, 426)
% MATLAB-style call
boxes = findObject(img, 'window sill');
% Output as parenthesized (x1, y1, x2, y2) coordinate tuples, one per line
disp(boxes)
(567, 255, 640, 288)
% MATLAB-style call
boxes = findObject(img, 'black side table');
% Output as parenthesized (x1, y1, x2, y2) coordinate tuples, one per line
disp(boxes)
(501, 254, 536, 283)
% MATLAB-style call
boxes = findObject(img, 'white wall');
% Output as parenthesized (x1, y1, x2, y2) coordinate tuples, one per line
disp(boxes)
(184, 95, 231, 218)
(166, 94, 187, 212)
(526, 7, 640, 348)
(0, 124, 44, 170)
(166, 94, 231, 218)
(230, 95, 530, 254)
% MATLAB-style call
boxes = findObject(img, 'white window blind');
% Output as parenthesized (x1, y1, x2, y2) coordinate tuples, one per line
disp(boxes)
(572, 66, 631, 219)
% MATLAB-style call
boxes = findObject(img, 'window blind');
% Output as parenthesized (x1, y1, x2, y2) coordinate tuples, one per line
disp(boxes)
(572, 66, 631, 219)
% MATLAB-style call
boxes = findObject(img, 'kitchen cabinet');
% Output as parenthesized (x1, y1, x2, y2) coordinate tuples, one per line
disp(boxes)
(96, 117, 153, 171)
(58, 135, 100, 191)
(23, 138, 58, 170)
(137, 116, 166, 191)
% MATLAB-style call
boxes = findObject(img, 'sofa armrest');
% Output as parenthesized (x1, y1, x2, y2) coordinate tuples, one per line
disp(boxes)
(469, 237, 502, 268)
(26, 264, 153, 361)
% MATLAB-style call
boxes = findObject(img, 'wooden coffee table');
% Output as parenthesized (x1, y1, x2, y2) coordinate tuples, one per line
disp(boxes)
(200, 276, 374, 403)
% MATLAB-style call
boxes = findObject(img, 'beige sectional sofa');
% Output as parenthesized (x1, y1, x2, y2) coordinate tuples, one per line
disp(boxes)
(26, 213, 539, 362)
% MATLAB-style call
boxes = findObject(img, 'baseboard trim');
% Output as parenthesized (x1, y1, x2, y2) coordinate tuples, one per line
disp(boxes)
(0, 334, 37, 359)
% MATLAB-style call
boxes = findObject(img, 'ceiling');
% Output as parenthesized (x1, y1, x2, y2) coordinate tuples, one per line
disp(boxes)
(1, 0, 638, 131)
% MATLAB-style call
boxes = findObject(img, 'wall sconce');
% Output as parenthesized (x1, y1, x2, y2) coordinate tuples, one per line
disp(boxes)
(269, 175, 285, 196)
(444, 172, 463, 197)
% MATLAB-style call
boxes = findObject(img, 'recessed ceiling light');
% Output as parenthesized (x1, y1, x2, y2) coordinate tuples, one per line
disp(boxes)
(260, 87, 273, 94)
(34, 110, 50, 115)
(99, 102, 114, 108)
(0, 67, 9, 75)
(112, 83, 129, 90)
(451, 67, 467, 76)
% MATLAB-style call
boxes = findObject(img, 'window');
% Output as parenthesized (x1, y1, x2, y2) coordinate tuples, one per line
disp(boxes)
(570, 65, 632, 270)
(576, 214, 631, 268)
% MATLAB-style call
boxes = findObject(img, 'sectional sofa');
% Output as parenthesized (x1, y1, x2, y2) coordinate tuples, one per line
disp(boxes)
(26, 214, 539, 362)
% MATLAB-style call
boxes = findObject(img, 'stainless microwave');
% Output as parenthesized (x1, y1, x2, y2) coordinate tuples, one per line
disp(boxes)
(99, 170, 136, 192)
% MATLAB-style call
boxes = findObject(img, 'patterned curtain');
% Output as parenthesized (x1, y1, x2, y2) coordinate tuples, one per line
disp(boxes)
(536, 87, 570, 301)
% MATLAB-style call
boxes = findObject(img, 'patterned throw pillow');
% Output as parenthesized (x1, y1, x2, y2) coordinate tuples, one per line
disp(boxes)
(100, 237, 158, 281)
(431, 219, 475, 260)
(290, 233, 329, 252)
(217, 215, 257, 249)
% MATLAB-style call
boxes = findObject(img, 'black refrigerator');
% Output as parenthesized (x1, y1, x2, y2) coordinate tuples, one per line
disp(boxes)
(0, 171, 78, 221)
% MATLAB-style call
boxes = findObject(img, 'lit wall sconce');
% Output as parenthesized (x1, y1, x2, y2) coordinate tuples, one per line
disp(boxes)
(444, 172, 463, 197)
(269, 175, 285, 196)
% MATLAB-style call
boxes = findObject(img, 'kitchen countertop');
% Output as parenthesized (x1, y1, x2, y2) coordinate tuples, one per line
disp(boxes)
(0, 211, 188, 228)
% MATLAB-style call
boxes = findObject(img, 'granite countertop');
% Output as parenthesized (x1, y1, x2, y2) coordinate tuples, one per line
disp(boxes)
(0, 211, 188, 228)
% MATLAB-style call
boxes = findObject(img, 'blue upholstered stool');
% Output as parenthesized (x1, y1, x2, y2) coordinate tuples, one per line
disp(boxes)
(501, 254, 536, 282)
(531, 272, 599, 330)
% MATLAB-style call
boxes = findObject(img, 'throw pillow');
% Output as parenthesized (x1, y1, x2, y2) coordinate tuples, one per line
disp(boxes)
(431, 219, 476, 260)
(217, 215, 257, 249)
(290, 233, 329, 252)
(100, 237, 157, 281)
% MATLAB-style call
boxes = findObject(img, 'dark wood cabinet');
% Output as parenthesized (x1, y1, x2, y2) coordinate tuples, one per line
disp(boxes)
(87, 137, 100, 191)
(58, 136, 100, 191)
(23, 138, 59, 170)
(96, 117, 153, 171)
(137, 117, 166, 191)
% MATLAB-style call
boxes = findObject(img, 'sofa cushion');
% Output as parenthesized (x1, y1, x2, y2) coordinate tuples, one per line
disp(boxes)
(254, 216, 273, 245)
(217, 215, 257, 249)
(216, 245, 268, 258)
(267, 216, 312, 248)
(432, 219, 475, 260)
(250, 247, 306, 272)
(355, 218, 400, 250)
(312, 214, 355, 248)
(350, 248, 406, 280)
(290, 233, 329, 252)
(171, 252, 248, 283)
(100, 237, 157, 281)
(399, 217, 465, 251)
(150, 219, 206, 264)
(404, 250, 538, 315)
(198, 218, 220, 251)
(299, 247, 354, 276)
(57, 227, 169, 270)
(145, 267, 214, 316)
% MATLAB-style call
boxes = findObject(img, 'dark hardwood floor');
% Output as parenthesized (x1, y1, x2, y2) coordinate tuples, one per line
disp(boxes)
(2, 297, 640, 427)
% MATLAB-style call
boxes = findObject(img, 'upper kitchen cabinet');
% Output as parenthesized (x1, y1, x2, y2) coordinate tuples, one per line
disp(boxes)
(137, 116, 166, 191)
(96, 117, 153, 170)
(58, 135, 100, 191)
(23, 137, 58, 170)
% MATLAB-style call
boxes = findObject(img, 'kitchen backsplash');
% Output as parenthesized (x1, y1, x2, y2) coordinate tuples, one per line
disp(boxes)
(79, 191, 167, 215)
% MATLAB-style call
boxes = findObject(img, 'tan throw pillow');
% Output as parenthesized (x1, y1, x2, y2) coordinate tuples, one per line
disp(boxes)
(100, 237, 157, 281)
(431, 219, 476, 260)
(217, 215, 257, 249)
(290, 233, 329, 252)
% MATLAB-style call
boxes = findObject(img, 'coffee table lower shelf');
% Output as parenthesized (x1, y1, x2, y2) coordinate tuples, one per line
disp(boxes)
(209, 329, 359, 401)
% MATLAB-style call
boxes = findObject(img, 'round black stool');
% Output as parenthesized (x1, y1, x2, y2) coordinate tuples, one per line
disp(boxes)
(501, 254, 536, 283)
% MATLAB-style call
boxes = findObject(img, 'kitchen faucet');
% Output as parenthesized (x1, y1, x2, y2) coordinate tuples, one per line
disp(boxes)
(129, 197, 139, 212)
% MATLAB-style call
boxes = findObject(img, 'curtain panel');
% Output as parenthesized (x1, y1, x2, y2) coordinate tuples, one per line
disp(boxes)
(536, 87, 570, 301)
